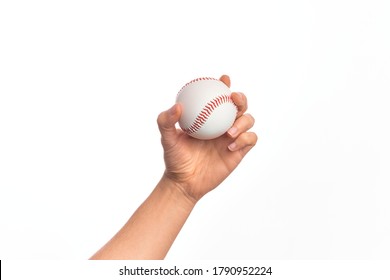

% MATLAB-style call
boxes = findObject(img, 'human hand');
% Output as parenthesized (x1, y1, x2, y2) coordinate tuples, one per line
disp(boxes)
(157, 75, 257, 203)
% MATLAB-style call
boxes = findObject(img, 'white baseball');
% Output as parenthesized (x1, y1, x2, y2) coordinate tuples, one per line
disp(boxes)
(176, 77, 238, 140)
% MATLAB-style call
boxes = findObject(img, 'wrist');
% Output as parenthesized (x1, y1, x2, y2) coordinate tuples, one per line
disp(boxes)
(158, 174, 198, 208)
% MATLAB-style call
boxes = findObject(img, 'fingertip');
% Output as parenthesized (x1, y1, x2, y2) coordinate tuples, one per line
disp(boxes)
(228, 142, 237, 151)
(169, 103, 178, 117)
(219, 75, 231, 87)
(158, 104, 180, 130)
(173, 103, 183, 120)
(231, 92, 244, 104)
(228, 132, 258, 153)
(231, 92, 248, 116)
(227, 126, 238, 138)
(176, 102, 183, 115)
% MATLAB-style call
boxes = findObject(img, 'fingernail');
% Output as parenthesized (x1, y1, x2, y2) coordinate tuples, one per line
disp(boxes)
(228, 142, 237, 151)
(228, 126, 238, 137)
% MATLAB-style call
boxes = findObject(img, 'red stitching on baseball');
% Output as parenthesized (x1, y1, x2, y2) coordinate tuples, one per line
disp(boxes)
(183, 94, 236, 135)
(177, 77, 218, 96)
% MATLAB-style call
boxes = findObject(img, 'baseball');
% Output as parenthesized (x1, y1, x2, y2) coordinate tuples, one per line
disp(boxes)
(176, 77, 238, 140)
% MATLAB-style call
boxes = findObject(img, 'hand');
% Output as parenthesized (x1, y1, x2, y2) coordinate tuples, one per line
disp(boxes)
(157, 75, 257, 203)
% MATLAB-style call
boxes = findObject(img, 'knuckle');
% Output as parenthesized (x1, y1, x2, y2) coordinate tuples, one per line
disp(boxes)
(252, 132, 259, 145)
(240, 132, 252, 143)
(241, 132, 258, 145)
(245, 113, 255, 125)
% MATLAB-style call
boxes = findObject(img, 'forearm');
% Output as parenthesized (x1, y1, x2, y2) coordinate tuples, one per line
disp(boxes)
(90, 176, 195, 260)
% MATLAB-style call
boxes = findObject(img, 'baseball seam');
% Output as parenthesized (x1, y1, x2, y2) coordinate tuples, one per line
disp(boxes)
(183, 94, 236, 135)
(177, 77, 218, 96)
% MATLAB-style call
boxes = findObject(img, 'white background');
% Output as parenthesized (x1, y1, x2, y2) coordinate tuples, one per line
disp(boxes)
(1, 0, 389, 260)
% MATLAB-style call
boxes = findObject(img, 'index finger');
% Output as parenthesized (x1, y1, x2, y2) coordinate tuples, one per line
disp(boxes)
(231, 92, 248, 118)
(219, 74, 231, 87)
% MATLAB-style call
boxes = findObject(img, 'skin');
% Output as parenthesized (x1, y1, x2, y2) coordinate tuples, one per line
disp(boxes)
(90, 75, 257, 259)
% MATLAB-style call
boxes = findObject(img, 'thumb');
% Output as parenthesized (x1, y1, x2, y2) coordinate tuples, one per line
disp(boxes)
(157, 103, 181, 145)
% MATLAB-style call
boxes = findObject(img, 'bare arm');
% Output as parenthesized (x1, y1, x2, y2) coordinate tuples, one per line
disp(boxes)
(90, 75, 257, 260)
(90, 176, 194, 259)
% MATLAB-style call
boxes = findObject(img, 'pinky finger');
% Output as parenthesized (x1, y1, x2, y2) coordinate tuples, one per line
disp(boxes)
(228, 132, 258, 156)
